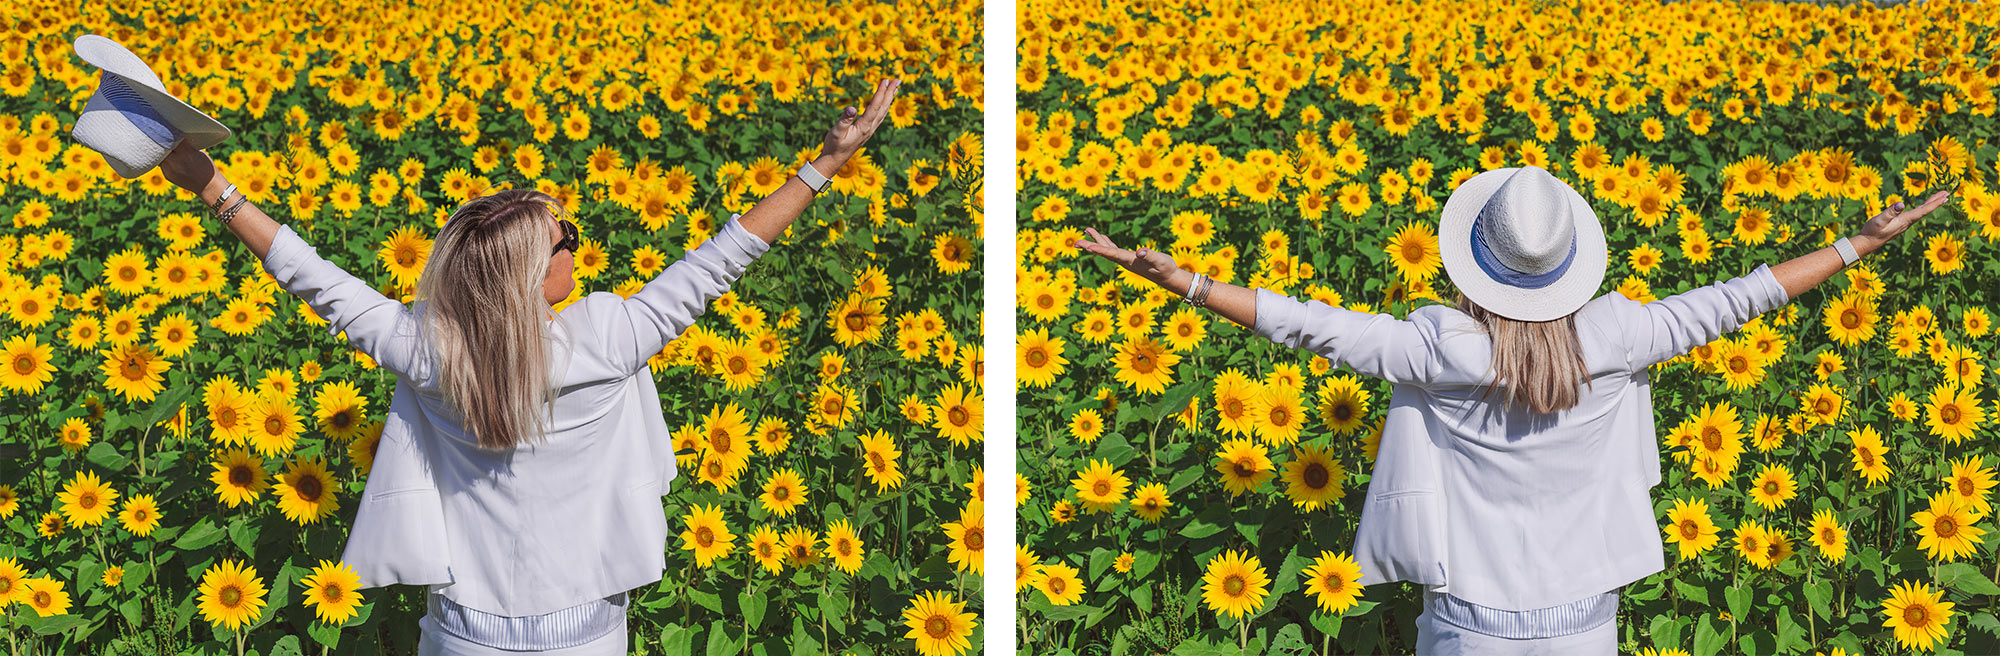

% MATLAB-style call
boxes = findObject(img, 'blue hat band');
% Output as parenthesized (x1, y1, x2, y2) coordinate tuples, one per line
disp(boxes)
(1469, 208, 1577, 290)
(98, 73, 178, 148)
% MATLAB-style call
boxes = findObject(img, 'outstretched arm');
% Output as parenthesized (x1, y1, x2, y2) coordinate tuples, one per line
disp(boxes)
(737, 77, 901, 244)
(1768, 189, 1954, 299)
(1072, 227, 1259, 329)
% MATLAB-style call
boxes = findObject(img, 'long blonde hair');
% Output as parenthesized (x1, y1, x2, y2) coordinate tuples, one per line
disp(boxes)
(414, 189, 573, 450)
(1455, 293, 1591, 414)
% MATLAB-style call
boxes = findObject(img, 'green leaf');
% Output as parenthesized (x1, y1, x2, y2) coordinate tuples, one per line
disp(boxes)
(1093, 433, 1138, 469)
(86, 441, 130, 472)
(227, 516, 256, 559)
(1724, 583, 1753, 622)
(1089, 547, 1117, 580)
(308, 616, 344, 651)
(738, 590, 766, 631)
(173, 518, 224, 551)
(1805, 580, 1834, 621)
(658, 623, 697, 656)
(1693, 616, 1725, 656)
(689, 587, 723, 614)
(1969, 613, 2000, 637)
(148, 384, 196, 427)
(819, 590, 848, 634)
(706, 619, 741, 656)
(1938, 562, 2000, 596)
(1149, 381, 1201, 421)
(1674, 578, 1710, 606)
(270, 635, 304, 656)
(1775, 608, 1810, 653)
(1180, 506, 1228, 539)
(1307, 610, 1342, 639)
(118, 596, 145, 627)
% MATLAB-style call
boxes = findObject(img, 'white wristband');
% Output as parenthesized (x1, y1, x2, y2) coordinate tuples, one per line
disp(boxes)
(1833, 237, 1859, 268)
(796, 162, 831, 193)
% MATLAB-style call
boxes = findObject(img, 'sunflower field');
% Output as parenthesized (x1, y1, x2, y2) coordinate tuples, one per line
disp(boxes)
(1016, 0, 2000, 654)
(0, 1, 984, 654)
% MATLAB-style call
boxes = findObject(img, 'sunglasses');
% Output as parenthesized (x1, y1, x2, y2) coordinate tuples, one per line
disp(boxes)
(551, 218, 580, 257)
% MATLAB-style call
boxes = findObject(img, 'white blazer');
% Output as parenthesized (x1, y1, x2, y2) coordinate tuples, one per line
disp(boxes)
(1252, 265, 1789, 611)
(259, 214, 769, 617)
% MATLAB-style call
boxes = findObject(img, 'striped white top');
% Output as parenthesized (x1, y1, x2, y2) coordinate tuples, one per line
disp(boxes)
(425, 589, 627, 650)
(1422, 585, 1617, 639)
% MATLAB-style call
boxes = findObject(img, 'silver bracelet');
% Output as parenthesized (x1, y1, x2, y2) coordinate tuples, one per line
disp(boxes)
(796, 161, 831, 193)
(206, 183, 238, 213)
(217, 195, 251, 226)
(1193, 274, 1217, 308)
(1182, 272, 1208, 307)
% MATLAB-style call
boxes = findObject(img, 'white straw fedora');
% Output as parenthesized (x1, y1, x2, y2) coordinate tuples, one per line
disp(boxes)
(68, 34, 232, 180)
(1437, 165, 1608, 322)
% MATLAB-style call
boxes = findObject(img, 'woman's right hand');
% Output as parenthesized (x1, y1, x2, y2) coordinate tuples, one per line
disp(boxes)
(160, 141, 219, 197)
(1854, 189, 1953, 253)
(1073, 227, 1183, 288)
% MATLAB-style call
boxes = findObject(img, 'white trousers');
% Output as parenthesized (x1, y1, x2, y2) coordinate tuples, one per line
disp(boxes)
(418, 614, 627, 656)
(1415, 604, 1618, 655)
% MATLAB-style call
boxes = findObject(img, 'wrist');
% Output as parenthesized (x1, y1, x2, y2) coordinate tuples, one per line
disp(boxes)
(1164, 268, 1194, 296)
(198, 173, 230, 206)
(810, 152, 847, 179)
(1849, 234, 1884, 257)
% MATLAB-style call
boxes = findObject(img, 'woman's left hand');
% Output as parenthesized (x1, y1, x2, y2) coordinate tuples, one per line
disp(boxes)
(1073, 227, 1182, 288)
(822, 77, 900, 163)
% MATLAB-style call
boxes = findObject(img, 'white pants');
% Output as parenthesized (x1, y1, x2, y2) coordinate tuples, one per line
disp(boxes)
(418, 614, 627, 656)
(1415, 604, 1618, 655)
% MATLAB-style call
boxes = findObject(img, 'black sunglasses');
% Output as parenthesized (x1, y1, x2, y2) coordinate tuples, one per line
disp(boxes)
(551, 219, 580, 257)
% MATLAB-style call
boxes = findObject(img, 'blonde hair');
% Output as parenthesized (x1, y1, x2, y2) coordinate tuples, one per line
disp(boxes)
(1455, 293, 1591, 414)
(415, 189, 574, 450)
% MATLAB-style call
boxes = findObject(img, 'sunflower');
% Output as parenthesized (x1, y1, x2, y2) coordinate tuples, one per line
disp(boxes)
(1067, 408, 1105, 444)
(1112, 336, 1179, 395)
(312, 380, 368, 441)
(1315, 375, 1371, 434)
(1913, 490, 1986, 562)
(118, 493, 163, 537)
(902, 590, 977, 656)
(824, 519, 866, 575)
(1281, 443, 1346, 510)
(1688, 402, 1744, 467)
(678, 504, 735, 567)
(1216, 438, 1276, 497)
(1017, 327, 1068, 388)
(931, 232, 973, 274)
(1301, 550, 1365, 614)
(1942, 344, 1984, 389)
(1034, 561, 1084, 606)
(1889, 391, 1920, 421)
(759, 468, 808, 517)
(1201, 549, 1271, 619)
(36, 511, 66, 538)
(197, 559, 268, 630)
(245, 395, 304, 457)
(20, 578, 71, 617)
(1925, 383, 1984, 446)
(779, 526, 821, 568)
(1385, 223, 1442, 280)
(57, 470, 118, 527)
(1713, 340, 1765, 391)
(857, 430, 904, 492)
(210, 448, 269, 508)
(1733, 520, 1778, 569)
(1924, 233, 1964, 275)
(1822, 293, 1879, 346)
(1800, 383, 1844, 427)
(1880, 580, 1955, 651)
(0, 558, 23, 605)
(827, 292, 887, 346)
(1253, 384, 1307, 447)
(1808, 508, 1849, 563)
(942, 501, 984, 574)
(0, 485, 16, 519)
(932, 383, 984, 447)
(0, 334, 56, 394)
(1662, 497, 1722, 561)
(1212, 369, 1262, 438)
(275, 457, 340, 525)
(1015, 545, 1044, 593)
(699, 401, 754, 475)
(1849, 426, 1893, 486)
(1944, 455, 1998, 516)
(1074, 308, 1116, 343)
(1746, 463, 1797, 512)
(376, 226, 432, 286)
(1072, 459, 1131, 513)
(299, 559, 364, 625)
(747, 525, 785, 574)
(1130, 482, 1172, 523)
(100, 342, 171, 403)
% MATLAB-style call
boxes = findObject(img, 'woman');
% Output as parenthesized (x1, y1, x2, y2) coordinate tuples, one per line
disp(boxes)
(1076, 164, 1953, 654)
(158, 78, 901, 655)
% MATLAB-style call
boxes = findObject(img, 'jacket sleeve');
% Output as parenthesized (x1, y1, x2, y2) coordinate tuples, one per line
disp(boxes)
(262, 224, 434, 385)
(1251, 287, 1441, 385)
(599, 214, 770, 378)
(1615, 263, 1790, 368)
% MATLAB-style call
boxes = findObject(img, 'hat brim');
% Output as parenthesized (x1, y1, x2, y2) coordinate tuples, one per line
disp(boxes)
(74, 35, 232, 154)
(1438, 167, 1608, 322)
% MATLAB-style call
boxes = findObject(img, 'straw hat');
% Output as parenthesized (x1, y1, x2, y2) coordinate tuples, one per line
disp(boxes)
(1437, 165, 1608, 322)
(68, 34, 232, 179)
